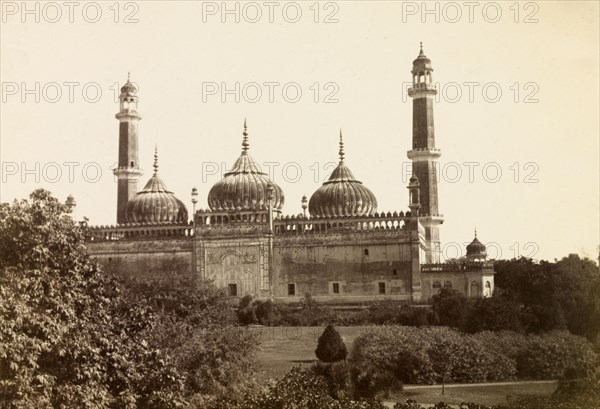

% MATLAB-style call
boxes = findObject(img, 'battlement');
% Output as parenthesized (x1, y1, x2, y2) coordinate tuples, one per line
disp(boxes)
(421, 261, 495, 273)
(274, 211, 414, 235)
(88, 223, 193, 242)
(194, 209, 270, 227)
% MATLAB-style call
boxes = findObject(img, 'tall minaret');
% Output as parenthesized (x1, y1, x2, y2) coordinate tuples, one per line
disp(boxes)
(114, 74, 143, 224)
(407, 44, 443, 263)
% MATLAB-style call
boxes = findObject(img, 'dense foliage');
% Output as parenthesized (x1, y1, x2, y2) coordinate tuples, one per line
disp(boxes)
(0, 190, 260, 408)
(350, 326, 597, 389)
(495, 256, 600, 341)
(108, 274, 260, 405)
(0, 190, 185, 408)
(206, 366, 387, 409)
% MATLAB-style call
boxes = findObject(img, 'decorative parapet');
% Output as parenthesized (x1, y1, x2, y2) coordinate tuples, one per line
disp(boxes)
(274, 211, 412, 235)
(194, 209, 269, 228)
(88, 222, 193, 242)
(421, 261, 495, 273)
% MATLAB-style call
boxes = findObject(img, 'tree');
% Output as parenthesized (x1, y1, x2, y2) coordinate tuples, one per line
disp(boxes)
(0, 190, 185, 408)
(462, 295, 525, 333)
(495, 256, 600, 340)
(237, 295, 257, 325)
(254, 299, 281, 325)
(125, 278, 259, 403)
(315, 324, 348, 363)
(432, 288, 468, 328)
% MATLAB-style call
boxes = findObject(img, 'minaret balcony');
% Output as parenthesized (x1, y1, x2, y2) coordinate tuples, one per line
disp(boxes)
(418, 214, 445, 227)
(113, 166, 144, 177)
(115, 111, 142, 121)
(407, 148, 442, 161)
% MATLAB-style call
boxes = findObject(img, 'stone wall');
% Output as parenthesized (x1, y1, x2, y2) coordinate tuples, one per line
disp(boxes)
(88, 237, 194, 286)
(272, 231, 415, 302)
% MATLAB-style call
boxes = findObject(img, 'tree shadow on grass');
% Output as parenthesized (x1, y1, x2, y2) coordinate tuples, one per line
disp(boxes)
(289, 359, 318, 364)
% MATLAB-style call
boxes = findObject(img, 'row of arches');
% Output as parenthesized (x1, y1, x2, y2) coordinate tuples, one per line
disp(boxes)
(413, 71, 432, 85)
(89, 226, 193, 241)
(432, 280, 492, 297)
(197, 212, 268, 226)
(274, 219, 408, 235)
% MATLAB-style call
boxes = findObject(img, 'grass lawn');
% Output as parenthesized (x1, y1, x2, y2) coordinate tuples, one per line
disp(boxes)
(253, 325, 368, 380)
(253, 326, 558, 405)
(389, 381, 558, 405)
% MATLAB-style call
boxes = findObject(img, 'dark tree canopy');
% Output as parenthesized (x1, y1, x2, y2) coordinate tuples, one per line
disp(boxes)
(494, 256, 600, 340)
(432, 288, 468, 329)
(315, 324, 348, 363)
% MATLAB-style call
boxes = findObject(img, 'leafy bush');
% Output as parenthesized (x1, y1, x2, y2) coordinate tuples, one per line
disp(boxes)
(351, 326, 435, 384)
(206, 366, 387, 409)
(315, 324, 348, 362)
(313, 361, 351, 399)
(351, 326, 597, 388)
(516, 331, 598, 379)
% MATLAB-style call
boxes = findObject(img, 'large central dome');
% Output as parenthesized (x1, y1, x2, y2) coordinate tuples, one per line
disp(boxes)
(309, 132, 378, 218)
(207, 121, 284, 212)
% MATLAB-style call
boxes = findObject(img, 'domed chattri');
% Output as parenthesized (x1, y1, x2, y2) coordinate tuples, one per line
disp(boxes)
(466, 229, 487, 261)
(309, 131, 378, 218)
(120, 72, 137, 95)
(207, 120, 284, 212)
(125, 147, 188, 224)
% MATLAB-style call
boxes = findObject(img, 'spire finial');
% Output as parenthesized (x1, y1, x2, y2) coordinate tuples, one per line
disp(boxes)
(153, 145, 158, 173)
(242, 118, 249, 152)
(338, 129, 345, 162)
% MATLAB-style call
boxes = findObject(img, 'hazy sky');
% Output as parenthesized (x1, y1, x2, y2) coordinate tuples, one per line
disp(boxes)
(1, 1, 598, 262)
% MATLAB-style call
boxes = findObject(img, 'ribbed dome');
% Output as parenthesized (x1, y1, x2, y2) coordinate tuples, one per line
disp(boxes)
(309, 132, 377, 218)
(207, 122, 284, 212)
(120, 73, 137, 95)
(125, 149, 188, 224)
(466, 230, 487, 259)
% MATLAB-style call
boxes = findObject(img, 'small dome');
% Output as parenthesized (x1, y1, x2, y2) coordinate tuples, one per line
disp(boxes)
(466, 230, 487, 260)
(120, 73, 137, 95)
(125, 149, 187, 224)
(207, 121, 284, 212)
(412, 43, 432, 70)
(309, 132, 377, 218)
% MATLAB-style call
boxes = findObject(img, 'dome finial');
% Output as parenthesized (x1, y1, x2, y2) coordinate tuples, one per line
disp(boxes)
(153, 145, 158, 174)
(127, 71, 131, 82)
(474, 227, 477, 239)
(242, 118, 249, 153)
(339, 129, 345, 162)
(419, 42, 424, 55)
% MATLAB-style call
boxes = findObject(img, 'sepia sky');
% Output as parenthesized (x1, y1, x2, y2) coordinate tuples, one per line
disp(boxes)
(1, 1, 599, 262)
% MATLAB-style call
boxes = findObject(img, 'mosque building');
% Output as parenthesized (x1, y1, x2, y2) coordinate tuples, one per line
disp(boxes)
(84, 46, 495, 302)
